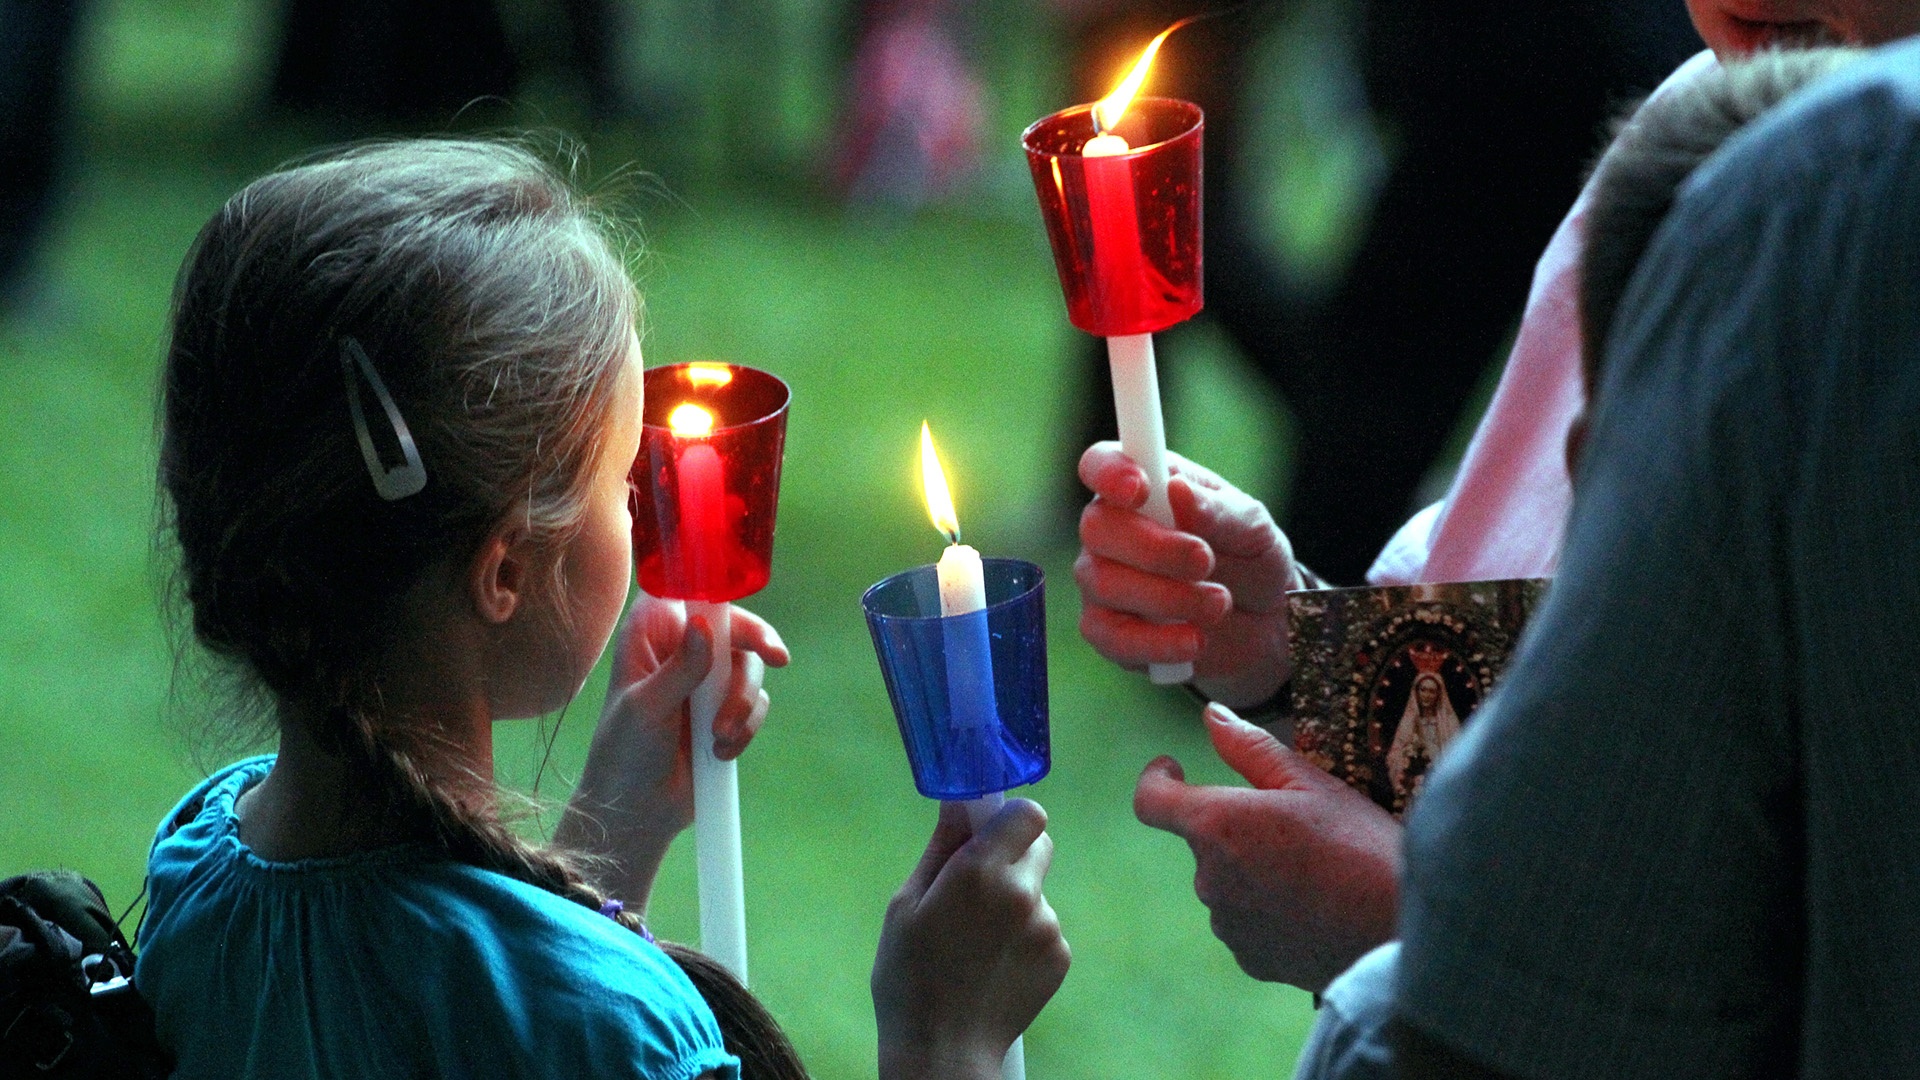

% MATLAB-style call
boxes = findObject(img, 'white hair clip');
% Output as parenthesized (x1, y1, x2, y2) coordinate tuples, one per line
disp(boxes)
(340, 337, 428, 501)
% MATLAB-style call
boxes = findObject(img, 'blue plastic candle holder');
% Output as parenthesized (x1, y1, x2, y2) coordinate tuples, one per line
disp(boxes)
(862, 559, 1050, 800)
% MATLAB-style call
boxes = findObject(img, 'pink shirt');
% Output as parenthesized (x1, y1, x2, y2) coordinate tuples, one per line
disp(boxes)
(1369, 51, 1720, 587)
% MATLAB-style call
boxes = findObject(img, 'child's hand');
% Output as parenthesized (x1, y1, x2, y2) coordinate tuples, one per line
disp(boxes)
(872, 800, 1070, 1080)
(555, 595, 789, 909)
(1076, 441, 1298, 708)
(607, 595, 789, 763)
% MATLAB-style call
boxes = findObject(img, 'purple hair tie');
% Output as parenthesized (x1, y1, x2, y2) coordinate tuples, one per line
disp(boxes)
(599, 898, 655, 942)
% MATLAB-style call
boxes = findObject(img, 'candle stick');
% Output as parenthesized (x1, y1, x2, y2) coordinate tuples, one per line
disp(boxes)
(670, 402, 748, 982)
(687, 598, 746, 983)
(669, 403, 730, 595)
(1085, 80, 1188, 686)
(921, 423, 1026, 1080)
(633, 363, 789, 988)
(924, 424, 1001, 740)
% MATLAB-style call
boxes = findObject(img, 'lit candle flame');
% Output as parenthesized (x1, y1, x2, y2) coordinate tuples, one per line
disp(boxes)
(686, 363, 734, 387)
(1091, 16, 1198, 135)
(670, 403, 716, 437)
(920, 421, 961, 545)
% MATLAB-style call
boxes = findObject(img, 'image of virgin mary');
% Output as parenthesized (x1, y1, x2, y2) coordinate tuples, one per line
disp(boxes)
(1385, 666, 1463, 798)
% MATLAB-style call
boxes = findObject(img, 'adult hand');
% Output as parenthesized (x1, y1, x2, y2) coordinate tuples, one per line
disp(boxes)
(555, 595, 790, 908)
(1075, 442, 1298, 708)
(1135, 704, 1402, 992)
(873, 800, 1070, 1080)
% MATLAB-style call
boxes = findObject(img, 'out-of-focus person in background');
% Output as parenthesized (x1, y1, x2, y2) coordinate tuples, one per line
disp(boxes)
(1060, 0, 1699, 582)
(0, 0, 86, 315)
(267, 0, 628, 127)
(832, 0, 988, 210)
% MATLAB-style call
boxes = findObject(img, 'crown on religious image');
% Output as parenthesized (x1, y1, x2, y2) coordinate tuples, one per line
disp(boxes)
(1407, 640, 1450, 675)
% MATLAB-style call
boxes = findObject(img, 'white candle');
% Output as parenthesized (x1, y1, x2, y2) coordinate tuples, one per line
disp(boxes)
(966, 789, 1026, 1080)
(921, 423, 1024, 1080)
(675, 442, 726, 587)
(1084, 135, 1189, 686)
(936, 542, 999, 736)
(687, 598, 748, 984)
(669, 404, 728, 592)
(669, 403, 748, 983)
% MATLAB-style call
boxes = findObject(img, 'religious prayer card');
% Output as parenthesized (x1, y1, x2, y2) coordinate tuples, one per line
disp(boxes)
(1290, 579, 1550, 817)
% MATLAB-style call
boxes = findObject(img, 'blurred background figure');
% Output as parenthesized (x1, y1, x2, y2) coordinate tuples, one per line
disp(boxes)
(1059, 0, 1701, 582)
(268, 0, 630, 127)
(0, 0, 86, 314)
(833, 0, 988, 211)
(270, 0, 519, 124)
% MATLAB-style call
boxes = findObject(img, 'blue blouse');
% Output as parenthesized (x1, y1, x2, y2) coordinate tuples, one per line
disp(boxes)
(136, 757, 739, 1080)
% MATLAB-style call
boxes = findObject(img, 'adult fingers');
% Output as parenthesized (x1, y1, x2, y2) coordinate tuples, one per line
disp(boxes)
(1075, 550, 1230, 627)
(1204, 704, 1306, 790)
(1170, 478, 1275, 557)
(1205, 704, 1360, 801)
(1078, 441, 1148, 508)
(727, 606, 791, 668)
(1079, 499, 1214, 581)
(1078, 603, 1202, 669)
(1133, 755, 1199, 836)
(1164, 450, 1231, 492)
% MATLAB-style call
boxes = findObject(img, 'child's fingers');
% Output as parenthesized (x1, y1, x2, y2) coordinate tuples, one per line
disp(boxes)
(1003, 822, 1055, 897)
(645, 616, 714, 708)
(612, 595, 686, 688)
(712, 691, 769, 761)
(715, 649, 766, 720)
(896, 802, 976, 906)
(969, 798, 1048, 869)
(727, 606, 791, 668)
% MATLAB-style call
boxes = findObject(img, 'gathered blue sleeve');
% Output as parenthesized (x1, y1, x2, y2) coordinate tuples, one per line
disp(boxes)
(137, 756, 739, 1080)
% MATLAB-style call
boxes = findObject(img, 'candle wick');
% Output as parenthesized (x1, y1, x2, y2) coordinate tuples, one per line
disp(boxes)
(944, 527, 962, 546)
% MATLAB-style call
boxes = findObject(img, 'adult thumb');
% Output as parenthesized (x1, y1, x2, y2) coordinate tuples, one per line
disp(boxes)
(1205, 703, 1313, 791)
(1132, 755, 1191, 834)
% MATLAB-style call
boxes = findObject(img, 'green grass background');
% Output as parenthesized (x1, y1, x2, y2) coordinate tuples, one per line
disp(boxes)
(0, 0, 1444, 1074)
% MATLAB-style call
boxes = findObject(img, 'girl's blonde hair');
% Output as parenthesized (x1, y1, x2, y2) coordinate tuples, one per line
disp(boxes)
(160, 138, 810, 1079)
(160, 137, 635, 914)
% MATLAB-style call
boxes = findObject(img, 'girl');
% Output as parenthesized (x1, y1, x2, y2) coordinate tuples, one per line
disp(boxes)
(138, 139, 1067, 1079)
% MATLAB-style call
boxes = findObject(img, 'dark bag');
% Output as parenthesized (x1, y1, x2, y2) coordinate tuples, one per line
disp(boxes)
(0, 871, 171, 1079)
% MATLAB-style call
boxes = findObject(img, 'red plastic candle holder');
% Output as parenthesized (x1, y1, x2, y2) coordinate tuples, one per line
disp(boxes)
(631, 363, 790, 603)
(1022, 97, 1204, 338)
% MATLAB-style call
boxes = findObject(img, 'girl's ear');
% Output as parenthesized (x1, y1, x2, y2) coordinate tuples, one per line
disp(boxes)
(469, 525, 533, 624)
